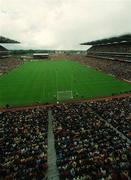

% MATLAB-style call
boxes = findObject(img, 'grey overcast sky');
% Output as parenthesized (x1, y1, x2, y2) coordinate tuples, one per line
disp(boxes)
(0, 0, 130, 50)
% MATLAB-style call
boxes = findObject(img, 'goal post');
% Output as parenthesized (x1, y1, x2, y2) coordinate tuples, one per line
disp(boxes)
(57, 91, 73, 101)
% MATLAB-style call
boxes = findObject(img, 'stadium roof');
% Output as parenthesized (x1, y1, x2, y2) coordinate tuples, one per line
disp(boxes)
(0, 36, 20, 43)
(0, 45, 8, 51)
(81, 34, 131, 46)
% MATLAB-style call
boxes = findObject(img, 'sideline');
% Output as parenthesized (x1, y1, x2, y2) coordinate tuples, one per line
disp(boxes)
(0, 93, 131, 112)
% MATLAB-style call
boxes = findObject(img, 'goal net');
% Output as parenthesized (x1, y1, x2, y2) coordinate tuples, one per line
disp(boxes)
(57, 91, 73, 101)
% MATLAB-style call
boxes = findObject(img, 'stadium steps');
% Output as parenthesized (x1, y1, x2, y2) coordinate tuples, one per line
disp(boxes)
(47, 110, 59, 180)
(88, 107, 131, 144)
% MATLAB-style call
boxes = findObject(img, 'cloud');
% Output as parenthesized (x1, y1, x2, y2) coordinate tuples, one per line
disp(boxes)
(0, 0, 130, 50)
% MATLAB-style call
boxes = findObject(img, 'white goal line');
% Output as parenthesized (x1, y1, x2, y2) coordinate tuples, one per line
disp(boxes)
(57, 90, 73, 101)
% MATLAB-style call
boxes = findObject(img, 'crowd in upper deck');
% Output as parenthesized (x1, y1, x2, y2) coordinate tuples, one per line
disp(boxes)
(87, 44, 131, 53)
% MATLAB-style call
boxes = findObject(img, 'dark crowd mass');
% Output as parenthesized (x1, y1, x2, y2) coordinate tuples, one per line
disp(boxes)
(52, 97, 131, 180)
(0, 108, 48, 179)
(67, 55, 131, 81)
(0, 96, 131, 180)
(88, 97, 131, 140)
(0, 58, 22, 75)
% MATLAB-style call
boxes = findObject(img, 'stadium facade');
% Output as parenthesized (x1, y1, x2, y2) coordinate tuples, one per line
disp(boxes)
(33, 53, 49, 59)
(0, 36, 20, 58)
(81, 34, 131, 62)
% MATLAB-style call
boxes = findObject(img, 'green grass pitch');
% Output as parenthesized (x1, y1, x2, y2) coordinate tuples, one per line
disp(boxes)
(0, 60, 131, 107)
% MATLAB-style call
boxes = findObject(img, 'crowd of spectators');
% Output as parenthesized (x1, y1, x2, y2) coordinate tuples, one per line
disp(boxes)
(86, 57, 131, 81)
(87, 44, 131, 53)
(0, 94, 131, 179)
(52, 98, 131, 180)
(0, 108, 48, 179)
(88, 97, 131, 140)
(86, 43, 131, 74)
(0, 58, 22, 75)
(87, 54, 131, 63)
(66, 55, 131, 81)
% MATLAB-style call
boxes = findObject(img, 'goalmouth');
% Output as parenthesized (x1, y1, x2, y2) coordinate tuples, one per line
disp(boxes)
(57, 91, 73, 102)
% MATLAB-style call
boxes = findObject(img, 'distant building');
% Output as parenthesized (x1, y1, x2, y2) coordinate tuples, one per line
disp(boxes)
(33, 53, 49, 59)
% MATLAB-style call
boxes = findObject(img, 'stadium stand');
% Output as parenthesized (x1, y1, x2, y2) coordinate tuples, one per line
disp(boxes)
(0, 96, 131, 179)
(0, 108, 48, 179)
(62, 55, 131, 81)
(0, 58, 22, 75)
(0, 36, 20, 59)
(52, 97, 131, 179)
(0, 36, 21, 75)
(0, 45, 10, 59)
(0, 34, 130, 180)
(88, 97, 131, 140)
(81, 34, 131, 63)
(82, 57, 131, 81)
